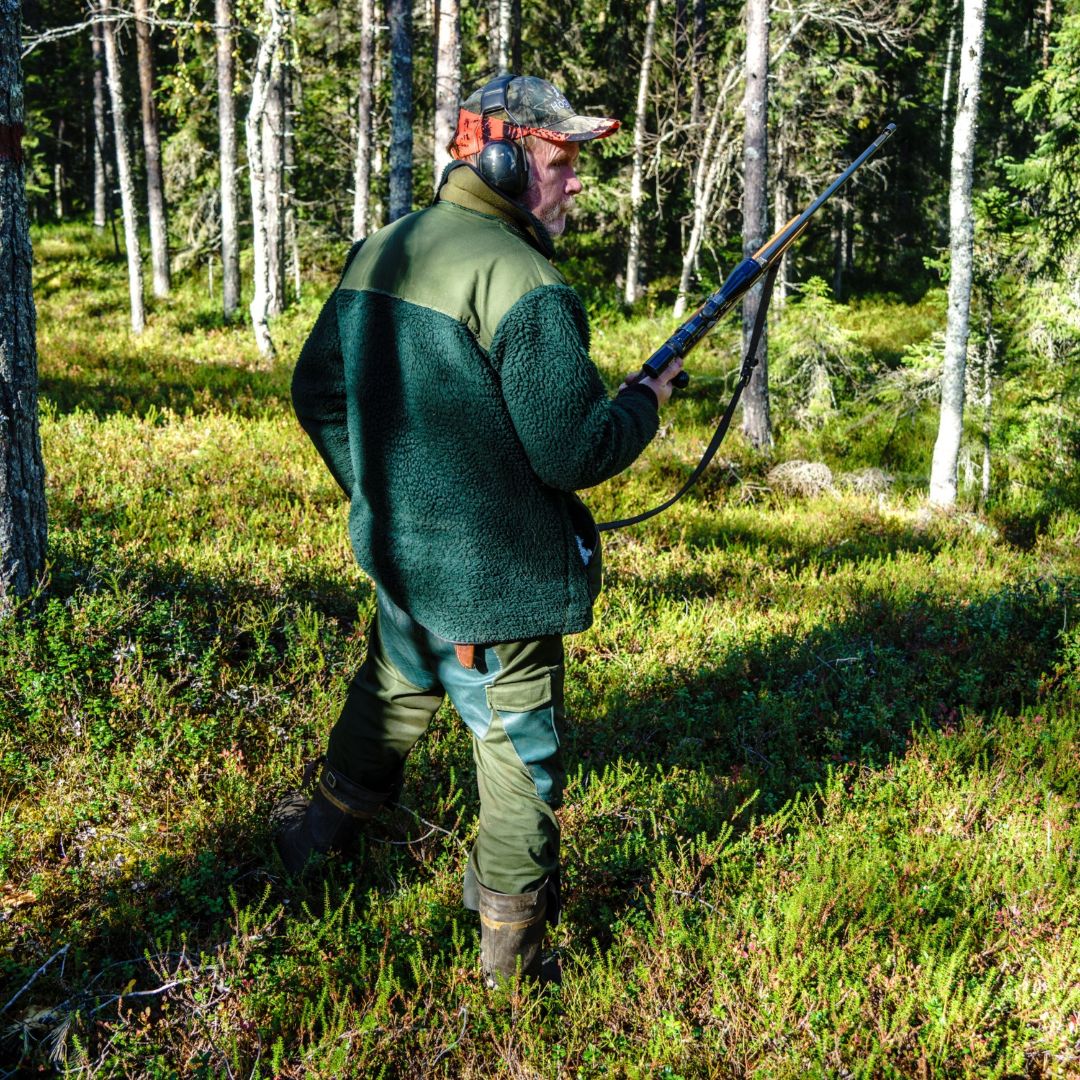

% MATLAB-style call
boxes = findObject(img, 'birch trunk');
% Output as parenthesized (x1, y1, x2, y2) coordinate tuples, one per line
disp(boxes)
(263, 44, 285, 316)
(939, 6, 958, 156)
(216, 0, 241, 318)
(91, 20, 107, 229)
(625, 0, 659, 306)
(740, 0, 771, 450)
(929, 0, 986, 508)
(352, 0, 375, 238)
(245, 1, 285, 359)
(53, 118, 64, 219)
(100, 0, 145, 334)
(433, 0, 460, 191)
(497, 0, 512, 73)
(388, 0, 413, 222)
(133, 0, 170, 297)
(0, 0, 48, 605)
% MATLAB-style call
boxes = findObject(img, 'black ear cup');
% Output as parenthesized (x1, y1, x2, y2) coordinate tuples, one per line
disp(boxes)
(478, 139, 529, 196)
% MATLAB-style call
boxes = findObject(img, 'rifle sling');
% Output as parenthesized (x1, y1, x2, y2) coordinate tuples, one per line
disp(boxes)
(597, 261, 780, 533)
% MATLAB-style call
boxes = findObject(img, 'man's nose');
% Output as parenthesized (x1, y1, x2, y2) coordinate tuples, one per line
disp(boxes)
(566, 172, 583, 196)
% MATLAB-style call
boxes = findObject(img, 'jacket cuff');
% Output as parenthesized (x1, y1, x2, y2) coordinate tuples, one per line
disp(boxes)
(618, 381, 658, 408)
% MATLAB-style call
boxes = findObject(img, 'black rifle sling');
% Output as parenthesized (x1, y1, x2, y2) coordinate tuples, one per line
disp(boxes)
(597, 261, 781, 533)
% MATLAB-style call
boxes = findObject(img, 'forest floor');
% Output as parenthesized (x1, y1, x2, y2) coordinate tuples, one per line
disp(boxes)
(2, 224, 1079, 1077)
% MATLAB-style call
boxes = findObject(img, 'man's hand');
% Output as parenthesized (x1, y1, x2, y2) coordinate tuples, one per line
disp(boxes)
(619, 356, 685, 407)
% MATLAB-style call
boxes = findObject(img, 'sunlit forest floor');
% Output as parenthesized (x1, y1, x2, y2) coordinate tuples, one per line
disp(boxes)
(2, 224, 1079, 1077)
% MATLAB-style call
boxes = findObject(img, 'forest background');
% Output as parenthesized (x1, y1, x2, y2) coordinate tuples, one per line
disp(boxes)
(2, 0, 1080, 1074)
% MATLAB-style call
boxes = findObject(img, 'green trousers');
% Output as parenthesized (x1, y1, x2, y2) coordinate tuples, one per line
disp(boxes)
(327, 590, 565, 897)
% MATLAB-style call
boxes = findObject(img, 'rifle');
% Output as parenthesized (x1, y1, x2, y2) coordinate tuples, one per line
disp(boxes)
(599, 123, 896, 533)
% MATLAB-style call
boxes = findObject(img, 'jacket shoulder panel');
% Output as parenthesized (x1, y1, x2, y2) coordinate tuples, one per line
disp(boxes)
(339, 203, 564, 350)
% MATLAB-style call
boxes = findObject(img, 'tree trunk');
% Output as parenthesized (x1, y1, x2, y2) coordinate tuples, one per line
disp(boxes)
(388, 0, 413, 222)
(433, 0, 460, 192)
(263, 40, 286, 316)
(625, 0, 659, 306)
(53, 117, 64, 219)
(91, 20, 108, 230)
(939, 5, 958, 157)
(486, 0, 500, 75)
(352, 0, 375, 238)
(673, 63, 738, 317)
(216, 0, 241, 318)
(100, 0, 146, 334)
(497, 0, 513, 74)
(1043, 0, 1053, 67)
(133, 0, 170, 297)
(741, 0, 771, 450)
(692, 0, 707, 124)
(929, 0, 986, 508)
(245, 0, 285, 359)
(0, 0, 48, 606)
(284, 53, 299, 302)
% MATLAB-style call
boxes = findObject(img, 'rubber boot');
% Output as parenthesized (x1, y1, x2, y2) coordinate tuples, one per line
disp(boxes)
(477, 879, 549, 988)
(271, 762, 389, 877)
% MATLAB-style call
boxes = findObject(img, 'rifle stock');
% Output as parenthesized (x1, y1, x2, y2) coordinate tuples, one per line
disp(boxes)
(641, 123, 896, 387)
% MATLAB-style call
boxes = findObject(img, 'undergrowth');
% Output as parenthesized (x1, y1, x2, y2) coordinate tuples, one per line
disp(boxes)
(1, 223, 1078, 1077)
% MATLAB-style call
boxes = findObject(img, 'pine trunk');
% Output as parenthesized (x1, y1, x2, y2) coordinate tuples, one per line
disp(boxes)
(388, 0, 413, 222)
(100, 0, 146, 334)
(740, 0, 771, 450)
(0, 0, 48, 606)
(929, 0, 986, 508)
(939, 7, 958, 157)
(245, 0, 285, 359)
(625, 0, 659, 306)
(216, 0, 241, 318)
(433, 0, 460, 192)
(91, 20, 108, 230)
(352, 0, 375, 238)
(134, 0, 170, 297)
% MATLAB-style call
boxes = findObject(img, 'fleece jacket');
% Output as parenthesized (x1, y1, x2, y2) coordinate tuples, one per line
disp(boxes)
(291, 163, 660, 643)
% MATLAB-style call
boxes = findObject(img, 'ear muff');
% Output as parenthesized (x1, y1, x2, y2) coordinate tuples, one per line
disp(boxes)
(478, 139, 529, 196)
(476, 75, 530, 197)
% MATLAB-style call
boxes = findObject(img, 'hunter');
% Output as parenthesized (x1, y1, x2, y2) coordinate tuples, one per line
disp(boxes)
(275, 74, 684, 985)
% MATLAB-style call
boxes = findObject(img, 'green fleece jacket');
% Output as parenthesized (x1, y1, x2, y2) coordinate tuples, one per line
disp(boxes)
(292, 164, 659, 643)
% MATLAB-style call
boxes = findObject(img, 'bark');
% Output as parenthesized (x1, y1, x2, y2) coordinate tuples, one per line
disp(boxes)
(497, 0, 512, 74)
(245, 0, 285, 359)
(939, 5, 958, 157)
(100, 0, 146, 334)
(91, 20, 108, 230)
(388, 0, 413, 222)
(625, 0, 660, 306)
(0, 0, 48, 605)
(929, 0, 986, 508)
(1043, 0, 1053, 67)
(486, 0, 500, 75)
(692, 0, 707, 124)
(263, 40, 286, 316)
(284, 54, 299, 302)
(352, 0, 375, 238)
(134, 0, 170, 297)
(53, 117, 64, 219)
(216, 0, 241, 318)
(433, 0, 460, 192)
(741, 0, 771, 450)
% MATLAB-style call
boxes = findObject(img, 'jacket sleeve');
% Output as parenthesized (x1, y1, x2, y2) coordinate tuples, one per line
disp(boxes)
(290, 244, 364, 497)
(491, 283, 660, 492)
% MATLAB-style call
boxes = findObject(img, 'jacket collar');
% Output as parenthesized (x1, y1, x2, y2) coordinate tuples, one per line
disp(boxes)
(435, 162, 556, 261)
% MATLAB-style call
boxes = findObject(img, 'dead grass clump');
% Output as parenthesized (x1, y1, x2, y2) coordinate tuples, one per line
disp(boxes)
(837, 467, 894, 494)
(767, 460, 834, 497)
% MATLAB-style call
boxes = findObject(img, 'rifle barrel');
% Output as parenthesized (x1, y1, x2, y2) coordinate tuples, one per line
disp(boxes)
(641, 123, 896, 382)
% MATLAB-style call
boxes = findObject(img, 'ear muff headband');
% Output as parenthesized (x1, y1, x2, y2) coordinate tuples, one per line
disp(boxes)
(476, 76, 530, 197)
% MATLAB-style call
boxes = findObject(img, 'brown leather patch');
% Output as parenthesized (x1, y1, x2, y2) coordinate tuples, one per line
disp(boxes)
(455, 643, 476, 669)
(0, 125, 25, 165)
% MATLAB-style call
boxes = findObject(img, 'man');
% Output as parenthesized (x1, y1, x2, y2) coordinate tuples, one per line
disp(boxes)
(275, 75, 683, 985)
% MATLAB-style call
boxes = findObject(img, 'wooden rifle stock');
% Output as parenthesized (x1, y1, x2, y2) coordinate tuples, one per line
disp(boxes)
(641, 123, 896, 389)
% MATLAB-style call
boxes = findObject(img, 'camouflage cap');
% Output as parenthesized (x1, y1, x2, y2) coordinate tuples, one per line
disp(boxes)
(452, 75, 620, 157)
